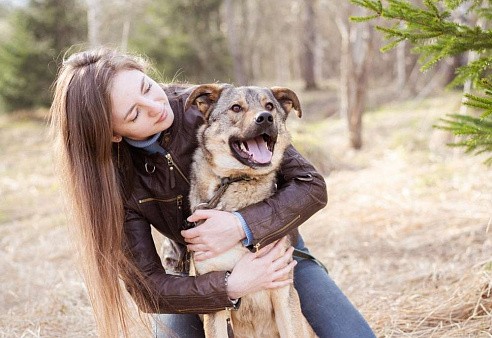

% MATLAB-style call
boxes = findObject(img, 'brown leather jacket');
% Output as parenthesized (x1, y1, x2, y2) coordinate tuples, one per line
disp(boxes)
(122, 85, 328, 314)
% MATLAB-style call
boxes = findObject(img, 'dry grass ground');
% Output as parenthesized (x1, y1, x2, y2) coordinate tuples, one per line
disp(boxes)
(0, 91, 490, 337)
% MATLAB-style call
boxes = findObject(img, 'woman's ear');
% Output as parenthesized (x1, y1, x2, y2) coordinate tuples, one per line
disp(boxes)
(112, 135, 122, 143)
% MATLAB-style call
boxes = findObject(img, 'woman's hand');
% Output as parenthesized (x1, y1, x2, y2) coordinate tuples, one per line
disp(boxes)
(226, 236, 297, 300)
(181, 209, 245, 261)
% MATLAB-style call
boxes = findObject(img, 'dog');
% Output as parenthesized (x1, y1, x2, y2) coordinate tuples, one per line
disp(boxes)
(184, 84, 317, 338)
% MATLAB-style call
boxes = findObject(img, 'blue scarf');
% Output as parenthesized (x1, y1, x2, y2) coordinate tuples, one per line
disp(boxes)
(124, 132, 167, 155)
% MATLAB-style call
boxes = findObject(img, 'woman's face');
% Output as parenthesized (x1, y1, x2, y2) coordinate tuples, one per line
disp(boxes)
(111, 69, 174, 141)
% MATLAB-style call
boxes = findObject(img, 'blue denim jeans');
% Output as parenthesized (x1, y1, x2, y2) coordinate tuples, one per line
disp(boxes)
(153, 236, 375, 337)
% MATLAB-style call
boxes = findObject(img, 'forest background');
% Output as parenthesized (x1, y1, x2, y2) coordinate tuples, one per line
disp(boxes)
(0, 0, 490, 337)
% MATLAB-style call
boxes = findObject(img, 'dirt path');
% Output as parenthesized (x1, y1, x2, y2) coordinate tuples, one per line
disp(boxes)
(0, 93, 490, 337)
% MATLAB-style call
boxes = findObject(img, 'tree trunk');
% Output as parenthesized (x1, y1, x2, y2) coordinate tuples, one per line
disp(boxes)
(315, 34, 324, 82)
(348, 73, 367, 149)
(120, 0, 132, 53)
(460, 6, 486, 115)
(336, 10, 373, 150)
(337, 16, 349, 121)
(302, 0, 318, 90)
(396, 39, 406, 92)
(349, 24, 373, 149)
(225, 0, 247, 85)
(87, 0, 101, 47)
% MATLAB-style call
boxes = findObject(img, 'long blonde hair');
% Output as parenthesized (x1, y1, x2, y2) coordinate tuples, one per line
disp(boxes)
(50, 48, 155, 337)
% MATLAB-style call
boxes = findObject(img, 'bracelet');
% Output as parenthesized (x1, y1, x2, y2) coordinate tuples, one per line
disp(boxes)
(225, 271, 239, 305)
(225, 271, 231, 286)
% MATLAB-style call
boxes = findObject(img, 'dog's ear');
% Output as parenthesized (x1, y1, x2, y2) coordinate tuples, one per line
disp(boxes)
(270, 87, 302, 118)
(184, 84, 226, 118)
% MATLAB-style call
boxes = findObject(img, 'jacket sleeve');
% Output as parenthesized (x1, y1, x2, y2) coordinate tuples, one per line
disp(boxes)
(122, 206, 236, 314)
(237, 145, 328, 250)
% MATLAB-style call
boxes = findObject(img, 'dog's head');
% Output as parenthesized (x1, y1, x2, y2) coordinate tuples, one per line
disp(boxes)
(185, 84, 302, 177)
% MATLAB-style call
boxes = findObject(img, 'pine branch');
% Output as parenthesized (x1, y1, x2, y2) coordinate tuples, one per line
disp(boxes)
(463, 93, 492, 119)
(447, 56, 492, 88)
(350, 14, 381, 22)
(351, 0, 492, 53)
(435, 113, 492, 163)
(351, 0, 492, 164)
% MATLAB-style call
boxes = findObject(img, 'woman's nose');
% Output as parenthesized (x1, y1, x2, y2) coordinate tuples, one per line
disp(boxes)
(143, 99, 162, 117)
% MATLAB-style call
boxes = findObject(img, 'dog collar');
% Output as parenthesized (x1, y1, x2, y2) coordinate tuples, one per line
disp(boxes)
(190, 176, 252, 214)
(182, 176, 253, 230)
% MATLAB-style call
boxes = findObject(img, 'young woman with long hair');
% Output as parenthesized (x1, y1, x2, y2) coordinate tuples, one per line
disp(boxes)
(50, 48, 375, 337)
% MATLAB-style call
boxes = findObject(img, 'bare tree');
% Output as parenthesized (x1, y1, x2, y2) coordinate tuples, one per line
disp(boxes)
(458, 2, 486, 116)
(120, 0, 132, 52)
(242, 0, 261, 83)
(336, 7, 374, 149)
(225, 0, 247, 85)
(86, 0, 101, 47)
(301, 0, 318, 90)
(395, 25, 406, 92)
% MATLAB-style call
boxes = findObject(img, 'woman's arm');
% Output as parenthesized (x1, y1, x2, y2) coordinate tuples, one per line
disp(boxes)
(122, 208, 231, 313)
(238, 145, 328, 250)
(182, 145, 327, 256)
(122, 208, 295, 313)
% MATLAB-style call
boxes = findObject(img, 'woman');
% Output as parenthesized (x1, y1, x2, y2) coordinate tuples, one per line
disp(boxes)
(50, 48, 375, 337)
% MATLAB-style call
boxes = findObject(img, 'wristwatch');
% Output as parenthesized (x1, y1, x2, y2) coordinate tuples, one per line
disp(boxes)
(225, 271, 240, 308)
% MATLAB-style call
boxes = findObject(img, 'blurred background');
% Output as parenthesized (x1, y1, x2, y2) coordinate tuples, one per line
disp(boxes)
(0, 0, 490, 337)
(0, 0, 468, 123)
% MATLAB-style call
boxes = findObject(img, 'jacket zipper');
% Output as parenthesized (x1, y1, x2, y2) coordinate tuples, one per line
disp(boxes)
(176, 194, 183, 227)
(138, 195, 184, 243)
(253, 214, 301, 253)
(138, 195, 183, 204)
(164, 153, 190, 186)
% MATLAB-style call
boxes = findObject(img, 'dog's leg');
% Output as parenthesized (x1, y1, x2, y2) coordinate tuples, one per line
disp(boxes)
(203, 311, 231, 338)
(271, 286, 298, 337)
(272, 236, 315, 337)
(271, 286, 316, 338)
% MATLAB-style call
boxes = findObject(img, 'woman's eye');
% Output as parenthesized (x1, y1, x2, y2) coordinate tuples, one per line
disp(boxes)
(131, 109, 139, 122)
(265, 103, 274, 111)
(231, 104, 242, 113)
(145, 82, 152, 94)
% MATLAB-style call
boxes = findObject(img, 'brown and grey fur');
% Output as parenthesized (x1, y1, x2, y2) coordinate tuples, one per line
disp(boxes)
(185, 84, 316, 338)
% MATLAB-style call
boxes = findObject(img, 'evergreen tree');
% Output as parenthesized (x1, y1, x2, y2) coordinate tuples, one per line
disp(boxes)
(129, 0, 231, 83)
(0, 0, 86, 112)
(350, 0, 492, 164)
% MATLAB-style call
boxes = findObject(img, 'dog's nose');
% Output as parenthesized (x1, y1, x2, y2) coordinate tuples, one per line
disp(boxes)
(255, 111, 274, 126)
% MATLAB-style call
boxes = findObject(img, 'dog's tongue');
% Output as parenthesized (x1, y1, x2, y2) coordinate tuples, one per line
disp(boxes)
(246, 136, 272, 163)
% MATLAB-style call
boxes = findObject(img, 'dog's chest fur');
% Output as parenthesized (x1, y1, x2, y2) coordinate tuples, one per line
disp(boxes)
(189, 146, 287, 337)
(189, 149, 278, 274)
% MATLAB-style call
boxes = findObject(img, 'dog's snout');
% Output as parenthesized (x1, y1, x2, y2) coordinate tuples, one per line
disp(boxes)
(255, 111, 274, 126)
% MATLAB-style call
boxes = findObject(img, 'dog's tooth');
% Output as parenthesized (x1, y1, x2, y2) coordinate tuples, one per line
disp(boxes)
(242, 142, 249, 152)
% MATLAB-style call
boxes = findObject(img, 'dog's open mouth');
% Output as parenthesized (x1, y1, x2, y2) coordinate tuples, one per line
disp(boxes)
(231, 134, 275, 166)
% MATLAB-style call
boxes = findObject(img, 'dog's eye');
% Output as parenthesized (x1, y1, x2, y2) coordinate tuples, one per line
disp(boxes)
(265, 103, 274, 111)
(231, 104, 242, 113)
